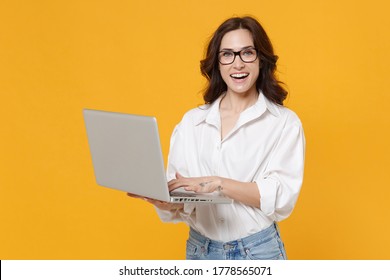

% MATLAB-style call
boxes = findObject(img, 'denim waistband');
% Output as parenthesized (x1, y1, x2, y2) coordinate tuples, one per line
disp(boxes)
(189, 223, 279, 251)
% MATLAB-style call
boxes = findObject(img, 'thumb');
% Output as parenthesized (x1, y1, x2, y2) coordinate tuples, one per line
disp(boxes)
(176, 172, 184, 179)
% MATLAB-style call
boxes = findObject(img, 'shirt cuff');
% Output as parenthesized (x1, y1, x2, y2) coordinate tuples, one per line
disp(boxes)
(255, 178, 279, 217)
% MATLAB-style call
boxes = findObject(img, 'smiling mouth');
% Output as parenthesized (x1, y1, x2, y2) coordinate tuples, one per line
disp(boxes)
(230, 73, 249, 79)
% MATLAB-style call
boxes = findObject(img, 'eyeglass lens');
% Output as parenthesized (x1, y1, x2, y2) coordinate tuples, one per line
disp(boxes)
(218, 48, 257, 65)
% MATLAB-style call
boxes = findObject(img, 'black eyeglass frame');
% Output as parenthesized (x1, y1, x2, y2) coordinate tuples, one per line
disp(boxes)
(218, 47, 259, 65)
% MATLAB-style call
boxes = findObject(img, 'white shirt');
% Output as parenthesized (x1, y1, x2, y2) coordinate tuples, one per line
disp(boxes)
(157, 92, 305, 242)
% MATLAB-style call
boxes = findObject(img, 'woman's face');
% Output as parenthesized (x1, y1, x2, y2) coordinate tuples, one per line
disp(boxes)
(219, 29, 260, 97)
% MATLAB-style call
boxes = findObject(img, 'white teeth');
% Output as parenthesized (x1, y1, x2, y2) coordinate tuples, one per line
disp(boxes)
(230, 73, 249, 78)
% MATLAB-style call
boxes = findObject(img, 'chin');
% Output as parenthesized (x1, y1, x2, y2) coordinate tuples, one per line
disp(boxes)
(228, 85, 257, 95)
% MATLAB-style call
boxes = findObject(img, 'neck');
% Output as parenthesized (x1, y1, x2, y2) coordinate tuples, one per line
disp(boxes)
(220, 89, 258, 113)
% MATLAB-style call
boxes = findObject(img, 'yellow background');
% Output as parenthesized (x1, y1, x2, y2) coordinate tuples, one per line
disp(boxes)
(1, 0, 389, 259)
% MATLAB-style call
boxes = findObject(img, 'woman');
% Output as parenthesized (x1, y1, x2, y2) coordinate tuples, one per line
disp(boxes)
(130, 16, 305, 260)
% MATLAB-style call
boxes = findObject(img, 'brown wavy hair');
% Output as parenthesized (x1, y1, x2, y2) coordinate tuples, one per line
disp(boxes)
(200, 16, 287, 105)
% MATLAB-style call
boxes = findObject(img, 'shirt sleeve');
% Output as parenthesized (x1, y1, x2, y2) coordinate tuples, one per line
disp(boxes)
(155, 122, 196, 223)
(255, 116, 306, 221)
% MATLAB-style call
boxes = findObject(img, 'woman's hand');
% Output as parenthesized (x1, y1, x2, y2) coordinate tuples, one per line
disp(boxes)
(126, 193, 183, 211)
(169, 173, 261, 208)
(168, 173, 223, 193)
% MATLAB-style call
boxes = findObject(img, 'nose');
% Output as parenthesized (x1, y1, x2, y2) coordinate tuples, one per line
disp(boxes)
(232, 54, 245, 69)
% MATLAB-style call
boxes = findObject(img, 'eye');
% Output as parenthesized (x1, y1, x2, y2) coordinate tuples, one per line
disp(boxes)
(242, 49, 256, 56)
(221, 51, 234, 57)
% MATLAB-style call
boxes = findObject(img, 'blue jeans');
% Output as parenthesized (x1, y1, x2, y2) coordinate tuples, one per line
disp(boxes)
(186, 223, 287, 260)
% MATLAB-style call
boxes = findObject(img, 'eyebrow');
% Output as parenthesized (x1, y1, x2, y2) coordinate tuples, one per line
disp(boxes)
(219, 46, 255, 52)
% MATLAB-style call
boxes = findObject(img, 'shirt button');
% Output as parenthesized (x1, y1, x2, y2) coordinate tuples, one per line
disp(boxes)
(219, 218, 225, 224)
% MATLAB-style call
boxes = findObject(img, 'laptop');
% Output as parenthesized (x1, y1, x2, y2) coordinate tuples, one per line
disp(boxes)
(83, 109, 232, 204)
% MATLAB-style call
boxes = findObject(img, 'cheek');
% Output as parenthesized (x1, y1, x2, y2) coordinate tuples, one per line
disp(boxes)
(254, 69, 260, 81)
(219, 68, 230, 82)
(251, 66, 260, 81)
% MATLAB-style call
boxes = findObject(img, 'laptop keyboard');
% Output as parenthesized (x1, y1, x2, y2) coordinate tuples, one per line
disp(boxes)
(170, 191, 196, 197)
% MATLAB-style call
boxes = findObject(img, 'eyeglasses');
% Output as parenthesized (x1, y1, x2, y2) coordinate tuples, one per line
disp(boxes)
(218, 47, 258, 65)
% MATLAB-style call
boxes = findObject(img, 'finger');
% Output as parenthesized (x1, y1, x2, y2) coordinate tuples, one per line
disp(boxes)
(127, 193, 144, 199)
(169, 182, 186, 191)
(146, 200, 169, 209)
(168, 179, 191, 191)
(168, 179, 178, 187)
(184, 186, 201, 192)
(168, 178, 186, 187)
(145, 198, 165, 204)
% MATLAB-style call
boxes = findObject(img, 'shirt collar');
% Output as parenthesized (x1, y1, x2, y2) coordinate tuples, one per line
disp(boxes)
(193, 95, 222, 127)
(194, 91, 281, 127)
(254, 91, 281, 118)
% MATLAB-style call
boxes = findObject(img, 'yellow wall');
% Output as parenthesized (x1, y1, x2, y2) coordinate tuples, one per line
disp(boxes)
(1, 0, 389, 259)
